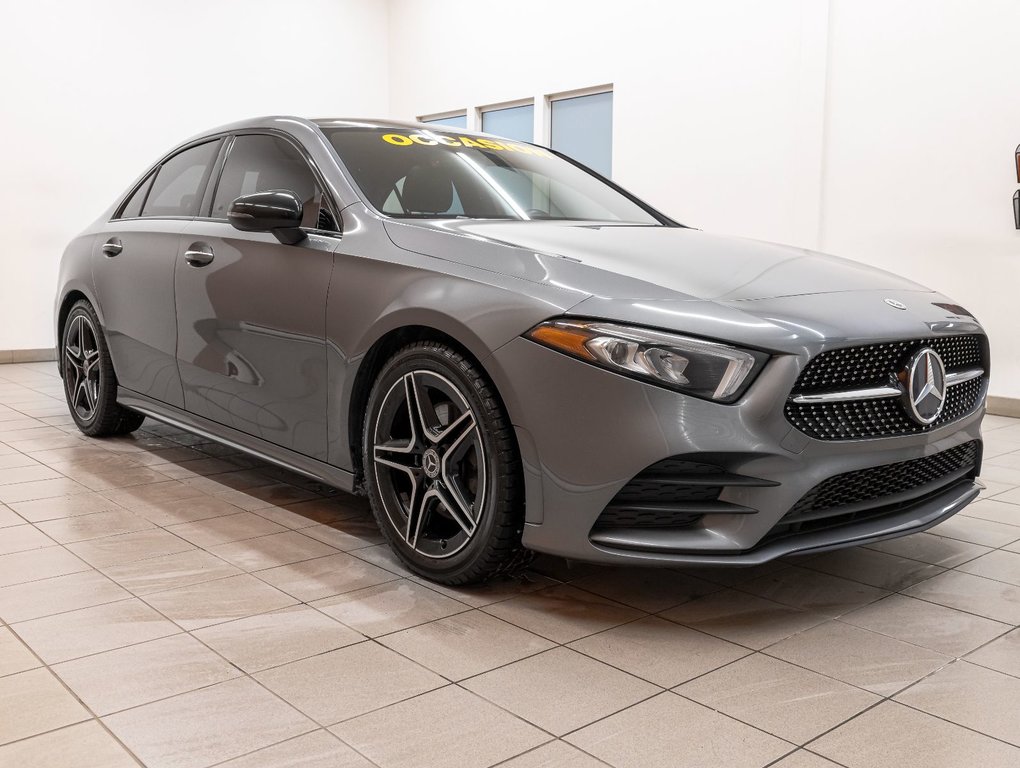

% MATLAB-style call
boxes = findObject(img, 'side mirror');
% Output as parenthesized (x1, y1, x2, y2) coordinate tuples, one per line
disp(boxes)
(227, 190, 306, 245)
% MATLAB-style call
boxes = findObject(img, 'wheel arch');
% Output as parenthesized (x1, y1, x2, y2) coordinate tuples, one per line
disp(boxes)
(55, 288, 96, 379)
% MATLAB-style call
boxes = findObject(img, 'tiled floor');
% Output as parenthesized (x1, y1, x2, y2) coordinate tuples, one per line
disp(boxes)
(1, 361, 1019, 768)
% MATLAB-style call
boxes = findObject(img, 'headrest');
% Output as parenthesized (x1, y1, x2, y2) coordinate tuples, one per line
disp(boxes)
(401, 163, 453, 214)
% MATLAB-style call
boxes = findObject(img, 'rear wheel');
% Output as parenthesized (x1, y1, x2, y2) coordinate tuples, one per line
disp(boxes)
(61, 300, 145, 437)
(363, 341, 527, 584)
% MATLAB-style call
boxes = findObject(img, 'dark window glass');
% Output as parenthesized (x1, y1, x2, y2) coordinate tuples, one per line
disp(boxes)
(141, 141, 220, 218)
(212, 134, 331, 230)
(325, 127, 659, 224)
(117, 172, 154, 219)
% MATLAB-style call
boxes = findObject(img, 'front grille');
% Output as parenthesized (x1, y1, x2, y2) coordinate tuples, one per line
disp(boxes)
(764, 440, 980, 543)
(786, 335, 986, 440)
(591, 458, 773, 530)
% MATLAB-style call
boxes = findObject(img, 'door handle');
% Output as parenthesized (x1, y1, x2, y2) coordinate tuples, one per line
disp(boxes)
(101, 238, 122, 257)
(184, 243, 214, 267)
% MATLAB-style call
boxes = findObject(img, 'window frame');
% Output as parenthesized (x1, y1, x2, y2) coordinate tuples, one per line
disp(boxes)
(203, 129, 342, 236)
(478, 98, 536, 144)
(114, 138, 224, 222)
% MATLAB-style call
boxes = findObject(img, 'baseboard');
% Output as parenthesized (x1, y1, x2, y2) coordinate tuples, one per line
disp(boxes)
(987, 396, 1020, 419)
(0, 348, 57, 364)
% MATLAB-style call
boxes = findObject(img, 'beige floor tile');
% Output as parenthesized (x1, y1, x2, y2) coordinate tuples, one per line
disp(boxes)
(566, 692, 790, 768)
(413, 571, 558, 610)
(13, 597, 179, 664)
(801, 547, 944, 591)
(61, 466, 174, 492)
(989, 485, 1020, 507)
(104, 676, 315, 768)
(660, 588, 829, 650)
(132, 494, 246, 526)
(9, 491, 126, 522)
(348, 542, 416, 577)
(895, 660, 1020, 746)
(463, 647, 659, 736)
(66, 528, 195, 568)
(0, 545, 89, 588)
(0, 720, 138, 768)
(0, 626, 40, 676)
(380, 610, 555, 681)
(840, 593, 1011, 656)
(678, 653, 879, 744)
(143, 573, 297, 630)
(864, 531, 991, 567)
(181, 469, 277, 495)
(333, 685, 547, 768)
(254, 641, 445, 725)
(0, 476, 90, 504)
(0, 504, 25, 527)
(766, 620, 950, 695)
(0, 667, 90, 744)
(254, 497, 364, 529)
(928, 515, 1020, 548)
(966, 627, 1020, 677)
(496, 740, 609, 768)
(569, 615, 749, 687)
(209, 530, 339, 571)
(101, 549, 242, 596)
(738, 566, 889, 617)
(0, 523, 54, 554)
(213, 483, 318, 511)
(482, 585, 645, 644)
(812, 700, 1020, 768)
(257, 551, 397, 602)
(961, 498, 1020, 526)
(0, 569, 129, 623)
(53, 633, 241, 715)
(36, 509, 156, 543)
(903, 569, 1020, 624)
(300, 519, 386, 551)
(193, 605, 363, 673)
(769, 752, 843, 768)
(957, 549, 1020, 586)
(570, 568, 721, 613)
(0, 463, 61, 486)
(313, 580, 469, 637)
(167, 512, 288, 548)
(101, 479, 206, 508)
(218, 730, 373, 768)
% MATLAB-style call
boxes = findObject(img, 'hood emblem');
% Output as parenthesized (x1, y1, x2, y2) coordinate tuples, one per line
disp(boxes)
(885, 298, 908, 310)
(903, 348, 947, 425)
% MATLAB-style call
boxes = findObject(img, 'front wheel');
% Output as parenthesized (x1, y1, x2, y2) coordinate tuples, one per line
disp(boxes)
(61, 300, 145, 437)
(363, 341, 527, 585)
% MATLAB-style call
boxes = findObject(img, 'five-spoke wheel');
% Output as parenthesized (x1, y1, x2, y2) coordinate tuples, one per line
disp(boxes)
(363, 340, 526, 584)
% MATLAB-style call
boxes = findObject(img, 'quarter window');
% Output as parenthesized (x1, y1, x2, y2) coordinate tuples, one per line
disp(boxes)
(117, 172, 154, 219)
(140, 140, 220, 218)
(211, 134, 335, 231)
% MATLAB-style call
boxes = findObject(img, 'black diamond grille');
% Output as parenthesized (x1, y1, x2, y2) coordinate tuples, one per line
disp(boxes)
(786, 335, 986, 440)
(594, 459, 724, 529)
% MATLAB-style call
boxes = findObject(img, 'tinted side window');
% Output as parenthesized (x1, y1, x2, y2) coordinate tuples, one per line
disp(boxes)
(117, 172, 154, 219)
(212, 134, 333, 230)
(141, 141, 220, 218)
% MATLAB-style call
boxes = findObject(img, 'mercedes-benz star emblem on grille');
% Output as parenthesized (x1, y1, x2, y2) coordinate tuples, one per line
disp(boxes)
(885, 298, 908, 310)
(903, 347, 947, 425)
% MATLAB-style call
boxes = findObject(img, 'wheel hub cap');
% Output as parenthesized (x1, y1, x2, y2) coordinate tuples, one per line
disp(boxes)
(422, 448, 441, 478)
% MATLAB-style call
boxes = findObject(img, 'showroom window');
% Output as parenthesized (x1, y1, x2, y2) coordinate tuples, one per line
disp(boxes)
(480, 103, 534, 142)
(420, 113, 467, 129)
(211, 134, 335, 230)
(140, 140, 220, 218)
(550, 90, 613, 177)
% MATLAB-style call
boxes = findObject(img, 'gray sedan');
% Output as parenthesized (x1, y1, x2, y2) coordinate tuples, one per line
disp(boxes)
(55, 117, 988, 583)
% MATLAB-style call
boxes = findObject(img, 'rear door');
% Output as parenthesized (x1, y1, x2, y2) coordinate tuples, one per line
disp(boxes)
(93, 139, 222, 407)
(174, 132, 340, 460)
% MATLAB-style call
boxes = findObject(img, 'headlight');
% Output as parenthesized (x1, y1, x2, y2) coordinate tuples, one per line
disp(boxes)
(525, 319, 769, 402)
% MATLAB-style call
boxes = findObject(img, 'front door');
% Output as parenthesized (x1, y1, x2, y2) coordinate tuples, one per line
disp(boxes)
(174, 133, 340, 460)
(93, 139, 222, 408)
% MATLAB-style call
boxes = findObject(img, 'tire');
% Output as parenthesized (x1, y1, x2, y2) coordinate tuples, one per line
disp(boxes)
(363, 340, 528, 584)
(61, 300, 145, 437)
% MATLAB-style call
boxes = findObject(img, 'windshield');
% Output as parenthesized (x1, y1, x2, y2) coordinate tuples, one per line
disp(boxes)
(324, 127, 665, 224)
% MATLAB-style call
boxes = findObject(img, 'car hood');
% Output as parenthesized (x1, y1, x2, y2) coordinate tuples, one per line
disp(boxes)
(383, 219, 930, 302)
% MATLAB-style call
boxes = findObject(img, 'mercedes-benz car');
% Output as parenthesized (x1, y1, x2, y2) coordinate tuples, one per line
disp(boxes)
(55, 116, 989, 584)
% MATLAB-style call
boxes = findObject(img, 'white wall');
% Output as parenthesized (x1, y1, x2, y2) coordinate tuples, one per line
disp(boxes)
(0, 0, 390, 351)
(388, 0, 1020, 398)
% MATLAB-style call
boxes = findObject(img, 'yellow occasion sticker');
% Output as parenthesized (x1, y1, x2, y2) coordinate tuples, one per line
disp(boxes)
(381, 132, 552, 157)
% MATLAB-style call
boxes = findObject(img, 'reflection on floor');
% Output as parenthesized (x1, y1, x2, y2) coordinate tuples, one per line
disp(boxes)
(1, 361, 1019, 767)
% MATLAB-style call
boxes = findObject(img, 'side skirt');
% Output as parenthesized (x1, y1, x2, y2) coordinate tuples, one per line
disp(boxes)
(117, 388, 357, 494)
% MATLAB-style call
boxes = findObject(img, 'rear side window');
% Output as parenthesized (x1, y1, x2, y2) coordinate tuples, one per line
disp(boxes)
(117, 172, 154, 219)
(211, 134, 335, 230)
(141, 140, 220, 218)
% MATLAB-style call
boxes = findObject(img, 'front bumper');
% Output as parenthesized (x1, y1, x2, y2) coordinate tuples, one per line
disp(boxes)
(491, 336, 986, 566)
